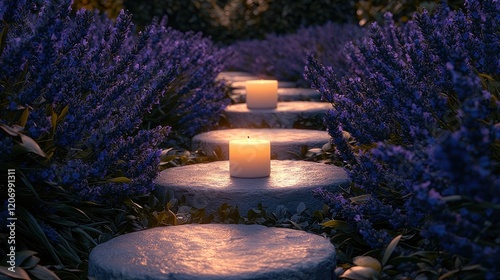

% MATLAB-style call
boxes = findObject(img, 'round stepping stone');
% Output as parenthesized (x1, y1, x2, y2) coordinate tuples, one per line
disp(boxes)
(216, 71, 259, 82)
(192, 128, 331, 160)
(154, 160, 349, 213)
(232, 87, 322, 102)
(231, 80, 296, 89)
(224, 101, 331, 129)
(88, 224, 337, 280)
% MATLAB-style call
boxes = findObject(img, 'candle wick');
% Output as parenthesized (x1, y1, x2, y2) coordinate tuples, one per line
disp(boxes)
(247, 136, 250, 139)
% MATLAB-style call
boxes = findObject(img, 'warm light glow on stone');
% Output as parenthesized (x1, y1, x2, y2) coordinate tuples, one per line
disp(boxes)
(88, 224, 337, 279)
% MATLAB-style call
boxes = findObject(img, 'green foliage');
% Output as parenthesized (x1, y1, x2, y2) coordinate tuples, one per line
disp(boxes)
(355, 0, 465, 25)
(0, 249, 60, 280)
(74, 0, 467, 44)
(0, 171, 128, 279)
(72, 0, 124, 18)
(158, 148, 222, 170)
(124, 0, 357, 44)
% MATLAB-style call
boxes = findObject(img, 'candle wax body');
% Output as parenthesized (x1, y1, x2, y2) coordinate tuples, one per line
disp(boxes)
(245, 80, 278, 109)
(229, 139, 271, 178)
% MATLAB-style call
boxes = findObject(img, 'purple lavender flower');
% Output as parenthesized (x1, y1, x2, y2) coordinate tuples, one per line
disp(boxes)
(307, 0, 499, 274)
(0, 0, 229, 204)
(225, 21, 365, 87)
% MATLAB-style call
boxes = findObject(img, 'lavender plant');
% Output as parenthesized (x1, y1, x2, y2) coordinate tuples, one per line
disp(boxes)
(225, 21, 365, 87)
(1, 0, 174, 202)
(1, 0, 230, 202)
(0, 0, 228, 272)
(305, 0, 499, 277)
(142, 18, 230, 142)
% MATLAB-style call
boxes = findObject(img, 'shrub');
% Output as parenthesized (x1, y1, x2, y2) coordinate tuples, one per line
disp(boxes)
(0, 0, 174, 203)
(355, 0, 466, 26)
(0, 0, 227, 272)
(141, 19, 230, 144)
(123, 0, 357, 44)
(225, 21, 365, 86)
(305, 0, 499, 277)
(72, 0, 124, 18)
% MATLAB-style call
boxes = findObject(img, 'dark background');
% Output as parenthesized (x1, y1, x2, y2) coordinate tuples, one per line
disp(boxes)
(73, 0, 465, 44)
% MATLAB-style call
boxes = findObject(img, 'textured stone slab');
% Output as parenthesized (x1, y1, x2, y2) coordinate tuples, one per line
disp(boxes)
(232, 87, 322, 102)
(154, 160, 349, 213)
(88, 224, 336, 280)
(224, 101, 331, 128)
(216, 72, 261, 83)
(231, 80, 297, 89)
(192, 128, 331, 160)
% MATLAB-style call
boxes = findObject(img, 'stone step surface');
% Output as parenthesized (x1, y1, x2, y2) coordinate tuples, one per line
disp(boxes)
(232, 87, 322, 102)
(154, 160, 349, 214)
(216, 71, 260, 83)
(88, 224, 337, 280)
(192, 128, 331, 160)
(224, 101, 331, 129)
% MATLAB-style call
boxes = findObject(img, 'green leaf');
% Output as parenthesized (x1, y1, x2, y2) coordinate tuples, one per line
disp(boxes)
(19, 170, 39, 198)
(168, 209, 178, 226)
(51, 239, 81, 265)
(438, 264, 485, 280)
(410, 250, 439, 259)
(296, 202, 306, 215)
(26, 265, 60, 280)
(274, 205, 287, 218)
(477, 72, 495, 81)
(0, 123, 21, 138)
(0, 24, 9, 56)
(50, 219, 78, 227)
(320, 220, 353, 232)
(19, 107, 30, 128)
(15, 133, 47, 157)
(349, 194, 372, 203)
(167, 198, 178, 210)
(340, 266, 379, 280)
(17, 208, 62, 265)
(58, 205, 92, 220)
(123, 198, 143, 210)
(50, 108, 57, 135)
(15, 250, 38, 267)
(382, 235, 402, 266)
(289, 220, 303, 230)
(57, 105, 69, 123)
(72, 227, 98, 246)
(353, 256, 381, 272)
(312, 209, 324, 220)
(0, 266, 30, 280)
(107, 177, 132, 183)
(19, 255, 40, 270)
(77, 225, 104, 235)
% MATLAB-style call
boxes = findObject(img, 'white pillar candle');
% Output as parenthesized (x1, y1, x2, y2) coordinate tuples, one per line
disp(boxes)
(229, 137, 271, 178)
(245, 80, 278, 109)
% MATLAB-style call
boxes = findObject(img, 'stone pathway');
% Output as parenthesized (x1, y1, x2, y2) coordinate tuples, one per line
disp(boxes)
(155, 160, 349, 213)
(216, 71, 260, 84)
(224, 101, 331, 128)
(192, 128, 331, 160)
(88, 224, 337, 280)
(88, 71, 344, 279)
